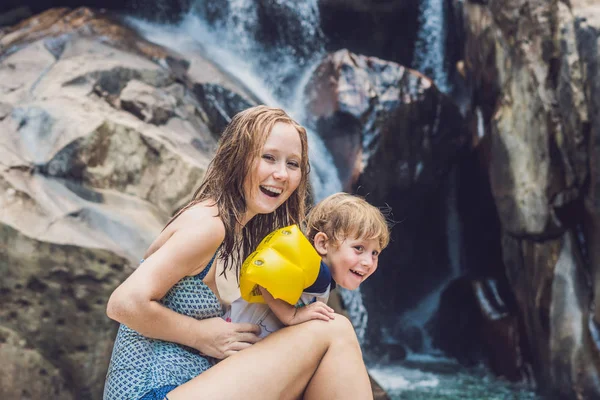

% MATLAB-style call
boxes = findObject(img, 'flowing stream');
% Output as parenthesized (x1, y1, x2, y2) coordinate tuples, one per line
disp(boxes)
(371, 355, 538, 399)
(412, 0, 449, 93)
(127, 2, 538, 398)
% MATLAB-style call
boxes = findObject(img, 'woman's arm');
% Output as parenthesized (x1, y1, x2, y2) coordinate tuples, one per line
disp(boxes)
(106, 210, 261, 358)
(260, 286, 335, 326)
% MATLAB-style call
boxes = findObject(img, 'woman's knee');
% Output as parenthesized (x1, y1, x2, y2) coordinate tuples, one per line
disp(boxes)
(330, 314, 355, 334)
(302, 313, 358, 342)
(332, 314, 361, 345)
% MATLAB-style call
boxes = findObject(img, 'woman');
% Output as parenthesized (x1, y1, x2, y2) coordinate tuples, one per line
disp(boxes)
(104, 105, 373, 400)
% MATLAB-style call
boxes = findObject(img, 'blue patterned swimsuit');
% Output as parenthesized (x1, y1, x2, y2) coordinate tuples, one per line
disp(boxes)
(103, 257, 223, 400)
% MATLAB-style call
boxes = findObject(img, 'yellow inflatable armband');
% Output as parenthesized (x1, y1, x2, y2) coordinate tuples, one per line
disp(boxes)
(239, 225, 321, 304)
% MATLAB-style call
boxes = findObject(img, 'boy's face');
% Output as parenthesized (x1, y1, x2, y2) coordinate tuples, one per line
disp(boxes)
(319, 235, 381, 290)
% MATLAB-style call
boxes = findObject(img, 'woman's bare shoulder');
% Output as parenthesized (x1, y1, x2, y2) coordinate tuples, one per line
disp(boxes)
(145, 201, 225, 260)
(172, 201, 225, 241)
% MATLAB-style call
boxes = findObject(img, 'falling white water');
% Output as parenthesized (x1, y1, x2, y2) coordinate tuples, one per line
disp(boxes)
(476, 107, 485, 139)
(288, 59, 343, 201)
(128, 10, 340, 201)
(191, 0, 324, 96)
(339, 287, 369, 343)
(412, 0, 449, 93)
(218, 0, 258, 53)
(397, 282, 447, 354)
(218, 0, 323, 53)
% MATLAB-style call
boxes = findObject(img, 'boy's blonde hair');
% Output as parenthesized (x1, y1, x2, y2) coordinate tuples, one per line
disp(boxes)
(305, 193, 390, 249)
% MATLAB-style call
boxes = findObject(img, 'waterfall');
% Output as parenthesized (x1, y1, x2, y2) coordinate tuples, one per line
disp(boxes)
(128, 2, 340, 202)
(394, 165, 462, 354)
(389, 0, 457, 353)
(476, 107, 485, 139)
(339, 287, 369, 343)
(214, 0, 323, 55)
(190, 0, 324, 99)
(412, 0, 449, 93)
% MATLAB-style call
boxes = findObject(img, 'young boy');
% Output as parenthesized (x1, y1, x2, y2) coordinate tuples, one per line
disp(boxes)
(224, 192, 390, 337)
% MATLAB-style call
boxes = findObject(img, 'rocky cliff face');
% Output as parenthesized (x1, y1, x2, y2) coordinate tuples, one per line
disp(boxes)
(0, 8, 254, 398)
(461, 0, 600, 396)
(304, 49, 469, 352)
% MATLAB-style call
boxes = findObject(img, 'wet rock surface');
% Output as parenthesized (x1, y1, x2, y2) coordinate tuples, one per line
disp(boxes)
(304, 48, 469, 350)
(0, 7, 255, 398)
(460, 0, 600, 396)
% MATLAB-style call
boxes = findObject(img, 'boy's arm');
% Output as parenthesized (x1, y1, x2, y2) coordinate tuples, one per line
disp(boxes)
(259, 286, 335, 326)
(259, 287, 298, 325)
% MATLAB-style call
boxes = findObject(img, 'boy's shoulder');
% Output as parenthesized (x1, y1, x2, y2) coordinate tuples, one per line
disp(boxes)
(299, 284, 332, 307)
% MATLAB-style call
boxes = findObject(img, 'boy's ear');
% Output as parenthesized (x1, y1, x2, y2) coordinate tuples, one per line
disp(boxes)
(313, 232, 329, 256)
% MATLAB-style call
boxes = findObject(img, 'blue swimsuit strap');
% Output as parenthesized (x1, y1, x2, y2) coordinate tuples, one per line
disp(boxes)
(195, 254, 216, 281)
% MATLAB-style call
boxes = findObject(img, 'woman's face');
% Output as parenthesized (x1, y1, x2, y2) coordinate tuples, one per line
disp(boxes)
(243, 122, 303, 222)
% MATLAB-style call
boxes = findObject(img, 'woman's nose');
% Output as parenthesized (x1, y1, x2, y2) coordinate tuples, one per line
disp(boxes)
(273, 162, 288, 181)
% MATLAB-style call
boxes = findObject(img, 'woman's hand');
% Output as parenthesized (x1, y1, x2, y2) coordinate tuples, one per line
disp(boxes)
(284, 301, 335, 326)
(193, 317, 262, 359)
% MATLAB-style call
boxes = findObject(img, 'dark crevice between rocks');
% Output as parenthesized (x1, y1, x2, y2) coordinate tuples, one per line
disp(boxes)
(191, 83, 253, 137)
(26, 276, 48, 293)
(82, 66, 174, 96)
(43, 34, 70, 60)
(36, 139, 85, 181)
(319, 1, 419, 67)
(428, 146, 535, 382)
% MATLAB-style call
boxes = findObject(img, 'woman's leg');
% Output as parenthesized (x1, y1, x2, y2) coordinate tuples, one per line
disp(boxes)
(302, 321, 372, 400)
(166, 314, 372, 400)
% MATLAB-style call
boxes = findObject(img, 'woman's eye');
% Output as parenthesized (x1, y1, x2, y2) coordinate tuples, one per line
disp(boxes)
(287, 160, 300, 169)
(262, 154, 276, 162)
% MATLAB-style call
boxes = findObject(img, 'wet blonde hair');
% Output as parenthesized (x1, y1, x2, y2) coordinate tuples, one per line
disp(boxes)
(168, 105, 310, 277)
(304, 192, 390, 250)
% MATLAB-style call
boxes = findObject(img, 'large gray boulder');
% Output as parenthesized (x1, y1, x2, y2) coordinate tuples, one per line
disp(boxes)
(461, 0, 600, 396)
(0, 7, 255, 399)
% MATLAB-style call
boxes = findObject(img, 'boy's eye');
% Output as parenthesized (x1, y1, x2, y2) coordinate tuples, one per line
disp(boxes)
(372, 250, 379, 257)
(354, 245, 364, 252)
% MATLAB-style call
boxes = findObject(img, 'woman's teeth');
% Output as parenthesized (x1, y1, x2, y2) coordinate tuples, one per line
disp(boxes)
(260, 185, 282, 197)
